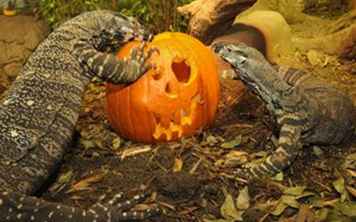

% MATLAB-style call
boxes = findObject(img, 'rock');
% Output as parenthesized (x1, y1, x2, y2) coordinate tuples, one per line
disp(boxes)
(352, 0, 356, 10)
(4, 44, 25, 63)
(294, 14, 356, 57)
(0, 15, 49, 79)
(234, 10, 293, 64)
(3, 62, 23, 80)
(177, 0, 256, 44)
(0, 41, 7, 63)
(0, 71, 10, 95)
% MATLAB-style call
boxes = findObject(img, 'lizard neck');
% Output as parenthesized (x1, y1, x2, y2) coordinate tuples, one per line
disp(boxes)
(241, 62, 295, 111)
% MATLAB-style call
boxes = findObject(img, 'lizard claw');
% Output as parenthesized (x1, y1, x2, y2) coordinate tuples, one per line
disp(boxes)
(232, 168, 252, 181)
(110, 41, 159, 84)
(121, 43, 154, 82)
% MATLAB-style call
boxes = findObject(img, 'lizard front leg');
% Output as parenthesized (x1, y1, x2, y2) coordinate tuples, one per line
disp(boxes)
(73, 39, 155, 84)
(233, 120, 303, 180)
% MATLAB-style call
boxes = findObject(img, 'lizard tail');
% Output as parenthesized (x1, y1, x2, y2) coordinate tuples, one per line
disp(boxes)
(0, 191, 160, 221)
(352, 104, 356, 137)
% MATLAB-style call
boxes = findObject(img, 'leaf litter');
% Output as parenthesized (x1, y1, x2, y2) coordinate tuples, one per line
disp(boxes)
(36, 78, 356, 222)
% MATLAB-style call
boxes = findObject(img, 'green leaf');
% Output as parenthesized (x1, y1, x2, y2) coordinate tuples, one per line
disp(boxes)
(314, 208, 329, 221)
(220, 193, 243, 221)
(236, 186, 250, 210)
(296, 191, 315, 200)
(273, 172, 284, 181)
(271, 202, 288, 216)
(333, 177, 348, 202)
(49, 170, 74, 193)
(283, 186, 306, 196)
(281, 195, 300, 208)
(58, 170, 73, 183)
(312, 146, 324, 156)
(334, 201, 356, 217)
(112, 137, 122, 150)
(345, 152, 356, 161)
(206, 135, 219, 146)
(221, 135, 242, 149)
(80, 139, 96, 150)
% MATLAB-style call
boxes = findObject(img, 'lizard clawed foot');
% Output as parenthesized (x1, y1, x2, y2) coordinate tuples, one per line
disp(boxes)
(221, 162, 272, 184)
(91, 191, 161, 221)
(232, 168, 253, 181)
(123, 42, 159, 83)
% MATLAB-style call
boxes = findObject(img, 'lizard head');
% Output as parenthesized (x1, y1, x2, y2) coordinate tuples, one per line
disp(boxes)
(213, 42, 266, 81)
(98, 12, 151, 51)
(213, 42, 285, 106)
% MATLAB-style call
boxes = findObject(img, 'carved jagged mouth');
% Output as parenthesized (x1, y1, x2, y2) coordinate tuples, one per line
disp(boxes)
(151, 57, 200, 141)
(152, 94, 203, 141)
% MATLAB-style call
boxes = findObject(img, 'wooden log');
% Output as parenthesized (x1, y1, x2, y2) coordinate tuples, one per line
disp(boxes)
(177, 0, 256, 44)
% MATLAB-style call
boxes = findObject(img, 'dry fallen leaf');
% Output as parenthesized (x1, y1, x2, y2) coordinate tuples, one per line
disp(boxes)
(345, 169, 356, 177)
(236, 186, 250, 210)
(345, 186, 356, 198)
(220, 135, 242, 149)
(220, 192, 244, 221)
(67, 172, 106, 193)
(173, 157, 183, 172)
(49, 170, 73, 194)
(120, 145, 152, 160)
(215, 151, 249, 168)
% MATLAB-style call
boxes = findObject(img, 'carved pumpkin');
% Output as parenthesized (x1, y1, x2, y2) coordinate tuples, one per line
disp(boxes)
(106, 32, 220, 143)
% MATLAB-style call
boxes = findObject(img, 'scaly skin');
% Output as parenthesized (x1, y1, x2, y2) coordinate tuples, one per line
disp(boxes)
(214, 43, 354, 180)
(0, 10, 160, 221)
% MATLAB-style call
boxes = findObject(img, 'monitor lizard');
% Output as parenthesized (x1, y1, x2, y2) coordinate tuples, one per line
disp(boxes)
(0, 10, 159, 221)
(213, 42, 354, 180)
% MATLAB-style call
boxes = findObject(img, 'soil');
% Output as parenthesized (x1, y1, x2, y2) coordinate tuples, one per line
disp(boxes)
(41, 76, 356, 221)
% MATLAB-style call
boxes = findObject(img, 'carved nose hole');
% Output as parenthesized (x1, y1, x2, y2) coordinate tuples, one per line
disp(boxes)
(172, 60, 191, 83)
(152, 72, 162, 80)
(165, 82, 174, 94)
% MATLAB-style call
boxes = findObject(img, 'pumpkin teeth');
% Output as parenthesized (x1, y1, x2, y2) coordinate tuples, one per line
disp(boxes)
(153, 95, 201, 141)
(153, 122, 183, 140)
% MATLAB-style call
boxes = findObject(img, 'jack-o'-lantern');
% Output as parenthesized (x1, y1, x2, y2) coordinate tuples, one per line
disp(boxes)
(106, 32, 220, 143)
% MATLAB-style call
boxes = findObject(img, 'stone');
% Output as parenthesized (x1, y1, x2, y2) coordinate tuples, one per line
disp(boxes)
(234, 10, 294, 63)
(0, 15, 49, 79)
(178, 0, 256, 44)
(3, 63, 23, 80)
(0, 70, 10, 94)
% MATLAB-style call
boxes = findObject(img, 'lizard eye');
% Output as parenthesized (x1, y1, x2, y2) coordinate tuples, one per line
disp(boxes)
(233, 54, 247, 66)
(212, 43, 225, 53)
(239, 56, 247, 64)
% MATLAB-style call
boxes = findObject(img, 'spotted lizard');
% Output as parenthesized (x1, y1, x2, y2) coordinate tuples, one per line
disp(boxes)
(213, 42, 354, 180)
(0, 10, 160, 221)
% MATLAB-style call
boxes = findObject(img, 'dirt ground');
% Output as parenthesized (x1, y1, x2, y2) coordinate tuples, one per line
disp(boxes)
(40, 75, 355, 222)
(41, 55, 355, 222)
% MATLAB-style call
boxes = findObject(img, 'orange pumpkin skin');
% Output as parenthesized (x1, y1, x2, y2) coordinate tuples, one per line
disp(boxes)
(106, 32, 220, 143)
